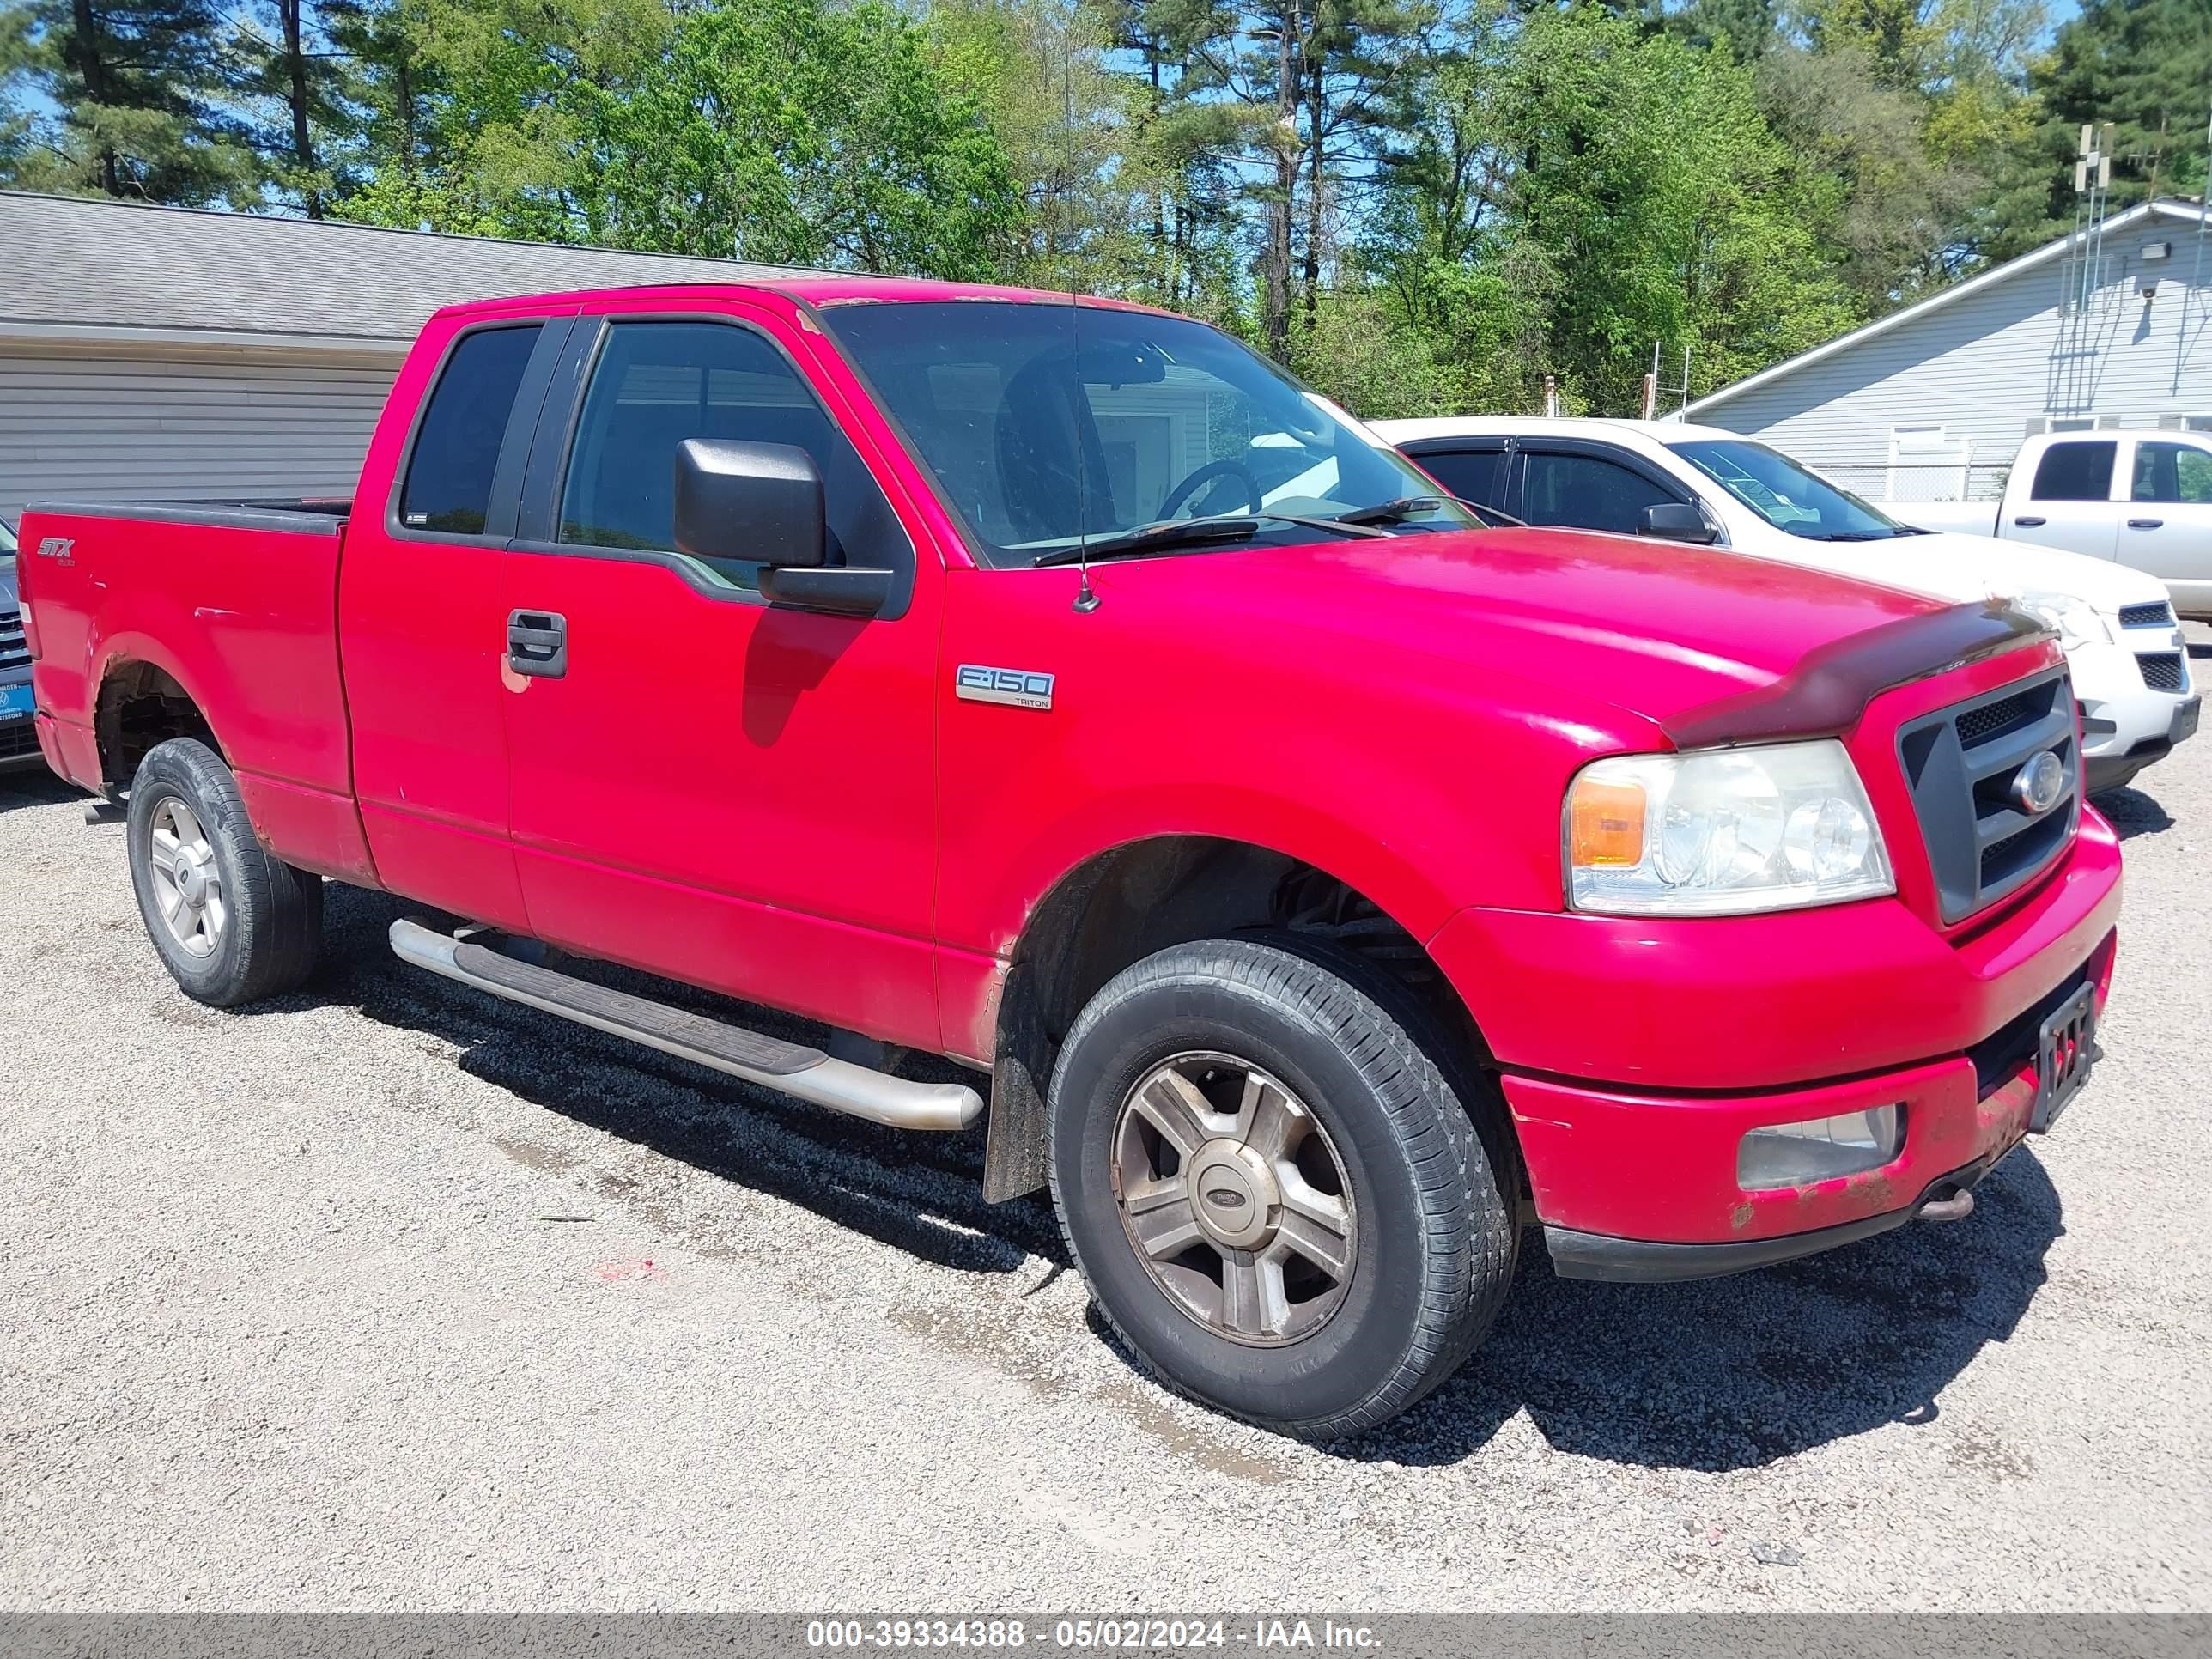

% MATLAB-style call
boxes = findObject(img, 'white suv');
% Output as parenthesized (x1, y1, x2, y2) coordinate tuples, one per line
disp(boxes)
(1373, 416, 2199, 795)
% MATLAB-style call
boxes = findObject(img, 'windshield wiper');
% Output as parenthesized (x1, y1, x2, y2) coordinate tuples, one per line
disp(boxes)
(1329, 495, 1528, 529)
(1032, 511, 1387, 568)
(1331, 495, 1444, 526)
(1813, 531, 1905, 542)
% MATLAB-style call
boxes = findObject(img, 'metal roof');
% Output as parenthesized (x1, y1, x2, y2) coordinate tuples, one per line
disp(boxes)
(1686, 198, 2211, 416)
(0, 191, 818, 351)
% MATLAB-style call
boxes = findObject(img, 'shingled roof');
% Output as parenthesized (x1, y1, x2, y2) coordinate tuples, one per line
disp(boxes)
(0, 191, 817, 350)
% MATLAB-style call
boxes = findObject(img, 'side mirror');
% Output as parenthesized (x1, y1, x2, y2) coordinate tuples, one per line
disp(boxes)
(674, 438, 826, 569)
(1638, 501, 1718, 544)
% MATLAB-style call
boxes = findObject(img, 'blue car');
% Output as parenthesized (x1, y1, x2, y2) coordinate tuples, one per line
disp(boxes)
(0, 519, 40, 772)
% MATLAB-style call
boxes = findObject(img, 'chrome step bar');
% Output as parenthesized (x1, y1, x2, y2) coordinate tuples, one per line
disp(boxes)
(389, 918, 982, 1133)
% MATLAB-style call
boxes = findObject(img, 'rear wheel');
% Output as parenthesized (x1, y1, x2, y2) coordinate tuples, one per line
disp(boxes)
(127, 738, 322, 1007)
(1048, 937, 1516, 1440)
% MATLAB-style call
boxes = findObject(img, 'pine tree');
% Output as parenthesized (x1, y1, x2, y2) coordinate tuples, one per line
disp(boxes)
(0, 0, 247, 203)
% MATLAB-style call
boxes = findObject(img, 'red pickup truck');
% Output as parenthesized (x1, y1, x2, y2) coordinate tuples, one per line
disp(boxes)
(18, 279, 2121, 1440)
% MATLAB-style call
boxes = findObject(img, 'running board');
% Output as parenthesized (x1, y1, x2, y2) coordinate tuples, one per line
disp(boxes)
(388, 918, 982, 1133)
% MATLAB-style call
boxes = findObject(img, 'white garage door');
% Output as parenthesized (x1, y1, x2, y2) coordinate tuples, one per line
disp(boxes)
(0, 343, 403, 524)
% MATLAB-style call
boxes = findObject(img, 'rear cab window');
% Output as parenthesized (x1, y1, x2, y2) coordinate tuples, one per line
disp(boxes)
(398, 324, 544, 535)
(2029, 441, 2117, 503)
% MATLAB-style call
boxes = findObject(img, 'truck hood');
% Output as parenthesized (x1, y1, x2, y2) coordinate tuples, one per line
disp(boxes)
(1133, 526, 1958, 740)
(1741, 529, 2167, 614)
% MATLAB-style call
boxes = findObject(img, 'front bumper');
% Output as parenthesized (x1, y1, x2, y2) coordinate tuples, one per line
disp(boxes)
(1431, 811, 2124, 1278)
(2071, 633, 2195, 791)
(1515, 932, 2114, 1277)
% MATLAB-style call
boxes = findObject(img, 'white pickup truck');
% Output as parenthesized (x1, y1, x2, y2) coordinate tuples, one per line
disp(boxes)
(1882, 429, 2212, 621)
(1373, 416, 2200, 794)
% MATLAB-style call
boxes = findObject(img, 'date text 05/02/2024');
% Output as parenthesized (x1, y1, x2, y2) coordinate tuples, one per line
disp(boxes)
(804, 1620, 1382, 1650)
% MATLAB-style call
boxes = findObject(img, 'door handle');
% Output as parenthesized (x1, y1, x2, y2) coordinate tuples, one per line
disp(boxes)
(2127, 517, 2164, 530)
(2013, 515, 2047, 526)
(507, 609, 568, 679)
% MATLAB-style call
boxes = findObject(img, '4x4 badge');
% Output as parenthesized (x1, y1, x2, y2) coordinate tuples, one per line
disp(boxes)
(956, 665, 1054, 711)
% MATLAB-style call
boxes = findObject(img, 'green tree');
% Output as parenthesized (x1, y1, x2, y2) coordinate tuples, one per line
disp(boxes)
(928, 0, 1151, 291)
(1368, 3, 1850, 414)
(1986, 0, 2212, 259)
(577, 0, 1021, 274)
(0, 0, 249, 201)
(227, 0, 354, 215)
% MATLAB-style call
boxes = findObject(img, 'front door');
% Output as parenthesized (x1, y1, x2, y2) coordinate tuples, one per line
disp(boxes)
(497, 302, 944, 1052)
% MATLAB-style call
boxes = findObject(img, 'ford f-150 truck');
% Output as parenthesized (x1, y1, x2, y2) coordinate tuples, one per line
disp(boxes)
(17, 280, 2123, 1440)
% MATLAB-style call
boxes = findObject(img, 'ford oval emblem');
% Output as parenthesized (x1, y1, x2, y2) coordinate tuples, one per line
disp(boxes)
(1205, 1188, 1249, 1212)
(2010, 750, 2066, 816)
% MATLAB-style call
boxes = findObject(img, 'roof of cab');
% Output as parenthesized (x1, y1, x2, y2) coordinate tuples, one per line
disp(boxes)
(437, 275, 1177, 321)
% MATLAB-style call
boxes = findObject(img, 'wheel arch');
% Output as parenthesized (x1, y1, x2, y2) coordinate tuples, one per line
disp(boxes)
(978, 830, 1503, 1204)
(93, 649, 226, 793)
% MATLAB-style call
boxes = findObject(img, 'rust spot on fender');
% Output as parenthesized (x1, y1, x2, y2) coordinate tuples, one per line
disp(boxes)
(1730, 1201, 1756, 1231)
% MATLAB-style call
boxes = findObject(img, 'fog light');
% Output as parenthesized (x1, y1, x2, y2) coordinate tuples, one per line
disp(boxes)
(1736, 1105, 1903, 1190)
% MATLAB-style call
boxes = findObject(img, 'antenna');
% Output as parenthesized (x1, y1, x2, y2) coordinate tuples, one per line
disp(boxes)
(1069, 294, 1100, 613)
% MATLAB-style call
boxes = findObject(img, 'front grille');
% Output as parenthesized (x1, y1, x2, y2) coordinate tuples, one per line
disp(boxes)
(2136, 652, 2186, 692)
(1896, 667, 2079, 925)
(2118, 601, 2176, 629)
(1954, 689, 2041, 746)
(0, 610, 26, 673)
(0, 718, 39, 761)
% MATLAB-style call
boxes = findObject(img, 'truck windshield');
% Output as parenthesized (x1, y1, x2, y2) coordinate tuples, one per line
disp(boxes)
(1667, 437, 1913, 542)
(818, 301, 1474, 566)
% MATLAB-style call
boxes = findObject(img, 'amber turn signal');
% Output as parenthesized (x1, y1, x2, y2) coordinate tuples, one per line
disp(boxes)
(1569, 779, 1646, 867)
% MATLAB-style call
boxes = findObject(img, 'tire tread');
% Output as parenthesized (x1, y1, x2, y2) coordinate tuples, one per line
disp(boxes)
(1048, 937, 1516, 1441)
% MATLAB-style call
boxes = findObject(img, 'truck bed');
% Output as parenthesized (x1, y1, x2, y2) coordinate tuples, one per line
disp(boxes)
(18, 495, 374, 882)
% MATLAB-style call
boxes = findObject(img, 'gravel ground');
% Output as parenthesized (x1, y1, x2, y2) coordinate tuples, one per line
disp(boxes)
(2, 632, 2208, 1613)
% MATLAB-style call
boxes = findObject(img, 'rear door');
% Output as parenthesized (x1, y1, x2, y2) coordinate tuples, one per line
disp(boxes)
(495, 299, 945, 1052)
(1398, 440, 1508, 511)
(339, 310, 576, 927)
(2006, 439, 2121, 558)
(2118, 436, 2212, 614)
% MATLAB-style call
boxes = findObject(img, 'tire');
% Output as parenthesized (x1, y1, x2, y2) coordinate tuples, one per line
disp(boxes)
(126, 737, 322, 1007)
(1048, 936, 1517, 1441)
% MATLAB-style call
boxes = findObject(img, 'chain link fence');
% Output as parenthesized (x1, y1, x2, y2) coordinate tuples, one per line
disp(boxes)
(1812, 459, 2017, 505)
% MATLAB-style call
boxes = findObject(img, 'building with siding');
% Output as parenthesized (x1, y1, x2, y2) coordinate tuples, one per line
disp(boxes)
(1682, 198, 2212, 502)
(0, 191, 806, 523)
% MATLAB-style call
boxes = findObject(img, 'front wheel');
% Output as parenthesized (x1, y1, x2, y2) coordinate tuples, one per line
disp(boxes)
(126, 738, 323, 1007)
(1048, 937, 1516, 1440)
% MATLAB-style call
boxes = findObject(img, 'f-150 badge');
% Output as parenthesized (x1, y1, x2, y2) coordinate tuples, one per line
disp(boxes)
(956, 664, 1054, 711)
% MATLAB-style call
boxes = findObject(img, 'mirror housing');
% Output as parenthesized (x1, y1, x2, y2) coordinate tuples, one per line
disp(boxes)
(1638, 501, 1719, 544)
(674, 438, 826, 569)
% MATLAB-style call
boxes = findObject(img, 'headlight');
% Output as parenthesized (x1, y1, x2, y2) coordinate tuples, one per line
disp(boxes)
(2010, 590, 2112, 649)
(1565, 739, 1893, 916)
